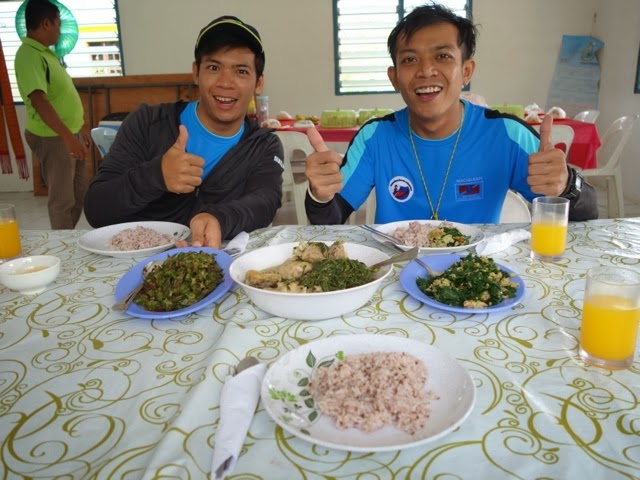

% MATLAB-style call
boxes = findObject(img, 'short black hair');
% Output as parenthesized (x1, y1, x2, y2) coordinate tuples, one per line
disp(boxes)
(387, 2, 478, 66)
(25, 0, 59, 31)
(194, 16, 265, 78)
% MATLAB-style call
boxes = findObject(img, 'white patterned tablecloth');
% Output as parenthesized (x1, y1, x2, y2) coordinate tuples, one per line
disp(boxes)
(1, 220, 639, 479)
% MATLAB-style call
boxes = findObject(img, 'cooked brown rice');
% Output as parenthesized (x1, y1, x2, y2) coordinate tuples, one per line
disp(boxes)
(308, 352, 433, 434)
(393, 221, 467, 248)
(107, 226, 172, 251)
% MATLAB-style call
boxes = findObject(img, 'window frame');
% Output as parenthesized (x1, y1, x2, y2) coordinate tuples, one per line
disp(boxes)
(0, 0, 125, 105)
(332, 0, 472, 96)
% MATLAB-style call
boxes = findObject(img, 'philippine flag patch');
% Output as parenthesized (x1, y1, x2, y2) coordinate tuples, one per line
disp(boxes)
(455, 181, 483, 201)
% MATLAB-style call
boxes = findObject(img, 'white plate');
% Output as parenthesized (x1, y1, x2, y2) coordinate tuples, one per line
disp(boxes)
(261, 334, 476, 452)
(372, 220, 485, 254)
(77, 221, 190, 258)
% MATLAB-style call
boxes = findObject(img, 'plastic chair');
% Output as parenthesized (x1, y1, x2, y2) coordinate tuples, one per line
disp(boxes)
(574, 109, 600, 123)
(532, 124, 575, 155)
(579, 115, 639, 218)
(91, 125, 118, 157)
(365, 190, 376, 224)
(499, 190, 531, 223)
(274, 131, 313, 225)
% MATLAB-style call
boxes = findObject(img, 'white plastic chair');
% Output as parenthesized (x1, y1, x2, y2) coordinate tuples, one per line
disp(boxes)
(365, 191, 376, 224)
(91, 126, 118, 157)
(532, 124, 575, 156)
(579, 115, 639, 218)
(574, 110, 600, 123)
(499, 190, 531, 223)
(274, 131, 313, 225)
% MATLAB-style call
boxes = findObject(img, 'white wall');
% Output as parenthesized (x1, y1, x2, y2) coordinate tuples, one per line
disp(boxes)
(2, 0, 639, 204)
(593, 0, 640, 203)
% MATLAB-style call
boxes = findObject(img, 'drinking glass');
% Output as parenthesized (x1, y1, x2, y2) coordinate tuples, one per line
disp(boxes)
(579, 266, 640, 370)
(0, 204, 22, 263)
(530, 196, 569, 261)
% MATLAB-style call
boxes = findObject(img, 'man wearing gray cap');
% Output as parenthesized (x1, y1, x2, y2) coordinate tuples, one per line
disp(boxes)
(84, 16, 283, 248)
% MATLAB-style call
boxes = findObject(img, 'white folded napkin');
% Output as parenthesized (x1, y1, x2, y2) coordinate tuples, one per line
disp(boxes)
(211, 362, 266, 480)
(224, 231, 249, 255)
(475, 229, 531, 256)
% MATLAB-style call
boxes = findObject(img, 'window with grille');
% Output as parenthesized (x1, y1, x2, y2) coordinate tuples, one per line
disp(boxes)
(333, 0, 470, 94)
(0, 0, 123, 102)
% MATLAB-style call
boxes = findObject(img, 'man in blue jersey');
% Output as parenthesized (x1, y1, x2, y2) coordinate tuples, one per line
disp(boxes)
(84, 16, 283, 248)
(304, 3, 597, 224)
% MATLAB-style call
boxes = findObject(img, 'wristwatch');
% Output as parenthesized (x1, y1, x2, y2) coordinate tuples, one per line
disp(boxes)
(561, 167, 583, 201)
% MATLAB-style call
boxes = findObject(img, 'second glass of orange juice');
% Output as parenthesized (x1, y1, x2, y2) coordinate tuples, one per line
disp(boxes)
(0, 204, 22, 263)
(530, 197, 569, 261)
(579, 266, 640, 370)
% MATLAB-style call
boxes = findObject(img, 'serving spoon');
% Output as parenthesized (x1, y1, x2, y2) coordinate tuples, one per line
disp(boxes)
(112, 259, 164, 312)
(360, 225, 443, 276)
(369, 246, 419, 270)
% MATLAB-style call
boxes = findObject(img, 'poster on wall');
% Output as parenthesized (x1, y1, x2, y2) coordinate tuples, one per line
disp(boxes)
(545, 35, 604, 117)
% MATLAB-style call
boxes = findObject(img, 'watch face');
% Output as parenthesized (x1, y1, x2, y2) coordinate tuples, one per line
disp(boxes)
(575, 173, 583, 191)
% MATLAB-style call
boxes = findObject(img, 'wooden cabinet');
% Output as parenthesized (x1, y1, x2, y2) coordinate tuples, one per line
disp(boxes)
(33, 73, 199, 195)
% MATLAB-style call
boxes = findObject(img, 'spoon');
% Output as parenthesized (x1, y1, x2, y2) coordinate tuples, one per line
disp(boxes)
(369, 246, 419, 271)
(113, 259, 164, 312)
(380, 241, 443, 277)
(360, 225, 443, 276)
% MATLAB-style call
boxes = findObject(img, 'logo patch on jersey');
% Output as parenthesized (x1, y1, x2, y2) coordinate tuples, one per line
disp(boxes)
(455, 181, 484, 201)
(273, 155, 284, 169)
(388, 176, 414, 202)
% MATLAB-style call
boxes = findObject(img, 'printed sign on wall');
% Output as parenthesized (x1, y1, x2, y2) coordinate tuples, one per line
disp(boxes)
(546, 35, 604, 117)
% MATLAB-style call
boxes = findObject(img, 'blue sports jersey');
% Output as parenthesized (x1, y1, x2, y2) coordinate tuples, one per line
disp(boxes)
(339, 100, 541, 223)
(180, 102, 244, 179)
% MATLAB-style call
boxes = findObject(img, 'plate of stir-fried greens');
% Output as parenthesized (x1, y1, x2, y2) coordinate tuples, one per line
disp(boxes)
(399, 253, 525, 313)
(114, 247, 234, 319)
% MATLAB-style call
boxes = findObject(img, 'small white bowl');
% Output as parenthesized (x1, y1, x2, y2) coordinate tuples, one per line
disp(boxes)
(229, 242, 392, 321)
(0, 255, 61, 295)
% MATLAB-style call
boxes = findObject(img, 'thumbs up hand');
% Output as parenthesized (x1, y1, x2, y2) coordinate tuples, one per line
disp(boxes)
(304, 128, 344, 202)
(161, 125, 205, 194)
(527, 115, 569, 196)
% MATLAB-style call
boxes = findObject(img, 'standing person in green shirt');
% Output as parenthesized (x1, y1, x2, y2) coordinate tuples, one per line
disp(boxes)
(15, 0, 90, 229)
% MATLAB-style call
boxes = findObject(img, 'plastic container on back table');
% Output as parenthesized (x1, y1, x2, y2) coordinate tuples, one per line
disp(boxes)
(256, 95, 269, 126)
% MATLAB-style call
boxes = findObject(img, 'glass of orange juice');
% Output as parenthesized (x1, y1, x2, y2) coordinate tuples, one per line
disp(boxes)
(579, 266, 640, 370)
(530, 196, 569, 262)
(0, 204, 22, 263)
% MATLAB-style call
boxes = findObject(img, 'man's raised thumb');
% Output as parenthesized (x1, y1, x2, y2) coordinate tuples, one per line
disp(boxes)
(174, 125, 189, 151)
(307, 127, 329, 153)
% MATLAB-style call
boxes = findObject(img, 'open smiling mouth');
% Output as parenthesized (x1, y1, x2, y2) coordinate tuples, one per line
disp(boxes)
(214, 96, 237, 105)
(415, 86, 442, 97)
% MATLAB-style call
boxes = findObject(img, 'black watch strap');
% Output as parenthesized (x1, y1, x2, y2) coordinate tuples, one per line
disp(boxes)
(561, 167, 583, 201)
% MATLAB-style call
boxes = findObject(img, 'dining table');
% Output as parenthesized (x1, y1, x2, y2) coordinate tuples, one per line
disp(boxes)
(1, 219, 639, 479)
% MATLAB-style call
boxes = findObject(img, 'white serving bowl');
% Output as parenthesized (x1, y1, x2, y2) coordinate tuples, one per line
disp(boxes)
(0, 255, 61, 295)
(229, 242, 392, 321)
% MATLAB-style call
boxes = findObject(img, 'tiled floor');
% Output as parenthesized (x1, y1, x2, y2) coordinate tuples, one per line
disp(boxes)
(1, 183, 638, 230)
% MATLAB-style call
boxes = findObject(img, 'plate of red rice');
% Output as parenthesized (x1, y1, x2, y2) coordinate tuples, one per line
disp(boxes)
(261, 334, 476, 452)
(77, 221, 190, 258)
